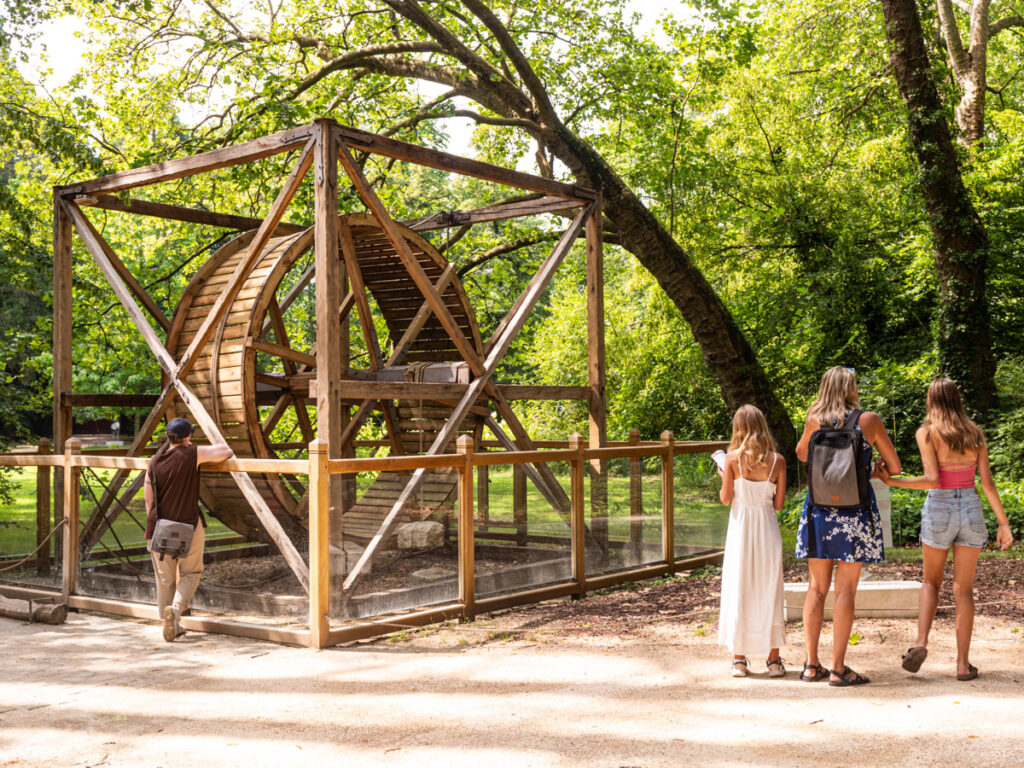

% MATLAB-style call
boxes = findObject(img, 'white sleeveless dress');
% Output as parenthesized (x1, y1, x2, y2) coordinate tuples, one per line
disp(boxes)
(718, 458, 786, 655)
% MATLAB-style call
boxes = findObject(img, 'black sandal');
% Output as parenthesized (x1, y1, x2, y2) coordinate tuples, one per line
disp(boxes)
(829, 666, 870, 686)
(800, 662, 828, 682)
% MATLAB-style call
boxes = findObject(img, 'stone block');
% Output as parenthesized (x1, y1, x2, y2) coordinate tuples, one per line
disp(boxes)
(397, 520, 445, 550)
(783, 579, 921, 620)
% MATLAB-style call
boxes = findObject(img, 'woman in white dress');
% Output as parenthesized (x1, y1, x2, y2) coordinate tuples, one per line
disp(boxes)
(717, 405, 788, 677)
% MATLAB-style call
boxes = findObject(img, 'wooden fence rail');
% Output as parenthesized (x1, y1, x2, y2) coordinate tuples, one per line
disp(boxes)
(0, 433, 727, 648)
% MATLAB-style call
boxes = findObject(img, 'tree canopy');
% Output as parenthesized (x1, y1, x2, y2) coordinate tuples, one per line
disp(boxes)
(2, 0, 1023, 479)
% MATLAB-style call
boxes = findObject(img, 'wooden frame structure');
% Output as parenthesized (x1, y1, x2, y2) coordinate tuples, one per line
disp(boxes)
(0, 435, 726, 647)
(51, 119, 608, 597)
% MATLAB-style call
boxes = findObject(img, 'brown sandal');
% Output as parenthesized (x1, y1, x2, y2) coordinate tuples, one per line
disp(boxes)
(957, 664, 979, 681)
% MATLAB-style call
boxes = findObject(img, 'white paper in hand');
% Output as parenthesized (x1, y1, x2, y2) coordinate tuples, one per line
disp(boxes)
(712, 450, 727, 472)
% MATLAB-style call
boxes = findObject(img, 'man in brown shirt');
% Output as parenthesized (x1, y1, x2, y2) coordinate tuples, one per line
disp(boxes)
(144, 418, 232, 642)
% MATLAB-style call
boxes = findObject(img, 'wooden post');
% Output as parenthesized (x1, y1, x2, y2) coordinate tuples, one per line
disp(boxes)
(585, 194, 608, 553)
(629, 429, 642, 560)
(36, 439, 51, 576)
(661, 431, 675, 572)
(313, 120, 347, 563)
(307, 440, 330, 648)
(477, 463, 489, 524)
(61, 439, 81, 601)
(52, 195, 73, 561)
(456, 435, 475, 621)
(569, 433, 586, 596)
(513, 464, 527, 547)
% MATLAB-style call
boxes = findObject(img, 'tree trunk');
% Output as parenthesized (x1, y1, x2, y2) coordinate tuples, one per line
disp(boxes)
(545, 127, 798, 459)
(882, 0, 997, 416)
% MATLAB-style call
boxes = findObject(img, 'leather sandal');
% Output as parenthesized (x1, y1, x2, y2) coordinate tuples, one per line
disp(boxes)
(800, 662, 828, 682)
(957, 664, 979, 681)
(901, 646, 927, 673)
(829, 666, 870, 686)
(767, 658, 786, 678)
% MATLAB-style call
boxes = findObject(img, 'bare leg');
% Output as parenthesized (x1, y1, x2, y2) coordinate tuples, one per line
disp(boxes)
(768, 648, 781, 662)
(830, 561, 863, 679)
(803, 558, 834, 670)
(952, 544, 981, 677)
(916, 544, 948, 648)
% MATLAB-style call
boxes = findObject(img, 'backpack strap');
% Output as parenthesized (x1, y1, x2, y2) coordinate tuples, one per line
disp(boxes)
(148, 462, 161, 520)
(844, 409, 863, 430)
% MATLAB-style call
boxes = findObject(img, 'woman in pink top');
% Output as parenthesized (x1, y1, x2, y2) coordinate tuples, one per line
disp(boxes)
(879, 378, 1013, 680)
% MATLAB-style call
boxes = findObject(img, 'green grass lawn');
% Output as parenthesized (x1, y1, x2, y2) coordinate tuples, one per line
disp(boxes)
(0, 467, 233, 561)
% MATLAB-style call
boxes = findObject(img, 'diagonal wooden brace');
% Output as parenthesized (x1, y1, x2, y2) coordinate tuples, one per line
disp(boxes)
(62, 200, 312, 594)
(341, 205, 592, 595)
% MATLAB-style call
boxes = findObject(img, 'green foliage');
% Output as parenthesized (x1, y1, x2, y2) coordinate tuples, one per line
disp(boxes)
(0, 0, 1020, 519)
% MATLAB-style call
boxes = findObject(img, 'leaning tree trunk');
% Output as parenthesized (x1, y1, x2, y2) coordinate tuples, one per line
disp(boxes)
(547, 127, 798, 458)
(881, 0, 997, 416)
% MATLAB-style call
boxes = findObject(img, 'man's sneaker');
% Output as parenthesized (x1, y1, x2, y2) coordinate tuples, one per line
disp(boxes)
(162, 605, 181, 642)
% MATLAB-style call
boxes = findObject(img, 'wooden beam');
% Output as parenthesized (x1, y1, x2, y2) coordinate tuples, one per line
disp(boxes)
(249, 339, 317, 368)
(175, 137, 316, 381)
(312, 119, 347, 554)
(59, 125, 314, 196)
(62, 393, 161, 408)
(61, 439, 81, 600)
(63, 199, 312, 593)
(456, 436, 475, 620)
(52, 195, 73, 558)
(335, 122, 594, 202)
(85, 194, 308, 234)
(405, 196, 582, 231)
(307, 440, 330, 648)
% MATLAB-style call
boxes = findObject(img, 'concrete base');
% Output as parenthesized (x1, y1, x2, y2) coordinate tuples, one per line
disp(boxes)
(783, 579, 921, 620)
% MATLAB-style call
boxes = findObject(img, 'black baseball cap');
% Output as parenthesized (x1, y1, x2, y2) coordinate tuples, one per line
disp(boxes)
(166, 417, 195, 440)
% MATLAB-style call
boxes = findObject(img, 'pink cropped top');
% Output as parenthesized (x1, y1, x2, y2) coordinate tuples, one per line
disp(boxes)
(937, 459, 977, 489)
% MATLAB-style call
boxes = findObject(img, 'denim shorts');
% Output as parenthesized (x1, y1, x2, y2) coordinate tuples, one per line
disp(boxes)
(921, 488, 988, 549)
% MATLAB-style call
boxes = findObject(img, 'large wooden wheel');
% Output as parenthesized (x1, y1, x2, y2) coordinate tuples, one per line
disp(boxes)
(165, 214, 485, 542)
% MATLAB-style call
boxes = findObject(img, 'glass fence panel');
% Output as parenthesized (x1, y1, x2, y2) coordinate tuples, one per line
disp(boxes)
(585, 455, 664, 577)
(0, 464, 61, 590)
(75, 465, 309, 626)
(673, 451, 728, 559)
(473, 459, 573, 600)
(331, 466, 461, 619)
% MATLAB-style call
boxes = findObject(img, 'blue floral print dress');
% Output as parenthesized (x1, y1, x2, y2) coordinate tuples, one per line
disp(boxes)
(796, 426, 883, 563)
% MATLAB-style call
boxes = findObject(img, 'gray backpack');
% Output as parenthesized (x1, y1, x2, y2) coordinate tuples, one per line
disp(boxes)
(806, 409, 870, 510)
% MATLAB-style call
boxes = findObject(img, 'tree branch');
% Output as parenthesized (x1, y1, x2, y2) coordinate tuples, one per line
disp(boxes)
(936, 0, 971, 81)
(989, 14, 1024, 35)
(459, 0, 558, 124)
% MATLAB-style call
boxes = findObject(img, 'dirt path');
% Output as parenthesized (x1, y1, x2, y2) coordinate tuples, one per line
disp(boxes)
(2, 600, 1023, 767)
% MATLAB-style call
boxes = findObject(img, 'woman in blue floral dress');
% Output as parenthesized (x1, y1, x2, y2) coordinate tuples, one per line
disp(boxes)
(795, 367, 901, 686)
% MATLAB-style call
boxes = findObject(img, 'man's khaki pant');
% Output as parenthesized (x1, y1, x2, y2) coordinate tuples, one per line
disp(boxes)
(151, 520, 205, 615)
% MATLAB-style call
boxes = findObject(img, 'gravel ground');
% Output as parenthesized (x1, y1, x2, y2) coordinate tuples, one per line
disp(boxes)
(2, 563, 1023, 768)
